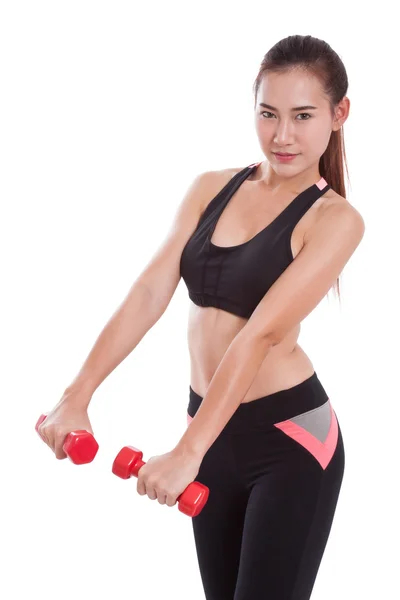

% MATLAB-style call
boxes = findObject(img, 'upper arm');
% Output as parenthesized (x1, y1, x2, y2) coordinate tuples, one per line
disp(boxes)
(244, 204, 366, 345)
(135, 170, 220, 313)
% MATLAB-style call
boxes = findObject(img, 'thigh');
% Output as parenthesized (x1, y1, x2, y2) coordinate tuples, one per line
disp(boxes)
(191, 433, 249, 600)
(233, 418, 345, 600)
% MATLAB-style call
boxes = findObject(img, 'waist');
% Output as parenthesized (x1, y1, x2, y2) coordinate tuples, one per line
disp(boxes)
(187, 371, 330, 434)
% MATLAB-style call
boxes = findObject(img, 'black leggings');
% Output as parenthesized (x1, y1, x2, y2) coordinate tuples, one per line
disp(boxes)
(187, 372, 345, 600)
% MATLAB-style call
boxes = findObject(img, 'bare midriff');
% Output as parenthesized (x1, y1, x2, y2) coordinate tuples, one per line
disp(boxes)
(186, 165, 338, 404)
(187, 304, 315, 403)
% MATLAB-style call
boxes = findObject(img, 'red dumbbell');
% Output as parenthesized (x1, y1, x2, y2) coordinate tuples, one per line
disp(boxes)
(112, 446, 209, 517)
(35, 414, 99, 465)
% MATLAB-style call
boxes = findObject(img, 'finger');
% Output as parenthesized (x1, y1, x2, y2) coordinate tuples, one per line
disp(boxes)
(38, 425, 51, 448)
(157, 492, 167, 506)
(146, 484, 157, 501)
(37, 424, 46, 442)
(166, 494, 177, 508)
(54, 434, 68, 460)
(137, 477, 147, 496)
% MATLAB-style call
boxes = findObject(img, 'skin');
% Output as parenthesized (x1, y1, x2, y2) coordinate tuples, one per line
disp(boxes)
(188, 69, 351, 402)
(37, 70, 361, 510)
(135, 70, 361, 508)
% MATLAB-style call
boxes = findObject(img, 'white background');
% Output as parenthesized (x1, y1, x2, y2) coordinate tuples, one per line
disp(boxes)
(1, 1, 399, 599)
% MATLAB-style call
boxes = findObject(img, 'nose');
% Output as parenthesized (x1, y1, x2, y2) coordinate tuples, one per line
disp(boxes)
(273, 119, 295, 146)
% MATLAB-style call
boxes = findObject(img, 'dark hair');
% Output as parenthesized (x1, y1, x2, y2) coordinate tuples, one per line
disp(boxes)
(253, 35, 349, 303)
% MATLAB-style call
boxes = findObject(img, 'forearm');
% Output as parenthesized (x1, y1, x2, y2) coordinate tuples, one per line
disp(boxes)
(175, 330, 274, 459)
(65, 281, 161, 404)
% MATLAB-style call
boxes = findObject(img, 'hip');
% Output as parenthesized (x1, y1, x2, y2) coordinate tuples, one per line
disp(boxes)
(187, 371, 343, 476)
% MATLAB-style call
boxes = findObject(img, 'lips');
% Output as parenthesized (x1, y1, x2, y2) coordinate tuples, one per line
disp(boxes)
(275, 152, 296, 156)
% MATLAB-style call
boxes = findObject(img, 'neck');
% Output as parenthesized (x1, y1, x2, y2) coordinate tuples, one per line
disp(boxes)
(253, 159, 321, 194)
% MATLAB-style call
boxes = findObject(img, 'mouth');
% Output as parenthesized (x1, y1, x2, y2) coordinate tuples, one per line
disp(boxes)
(273, 152, 299, 161)
(274, 152, 297, 156)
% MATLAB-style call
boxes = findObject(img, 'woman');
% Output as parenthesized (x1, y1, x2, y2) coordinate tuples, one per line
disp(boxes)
(37, 35, 364, 599)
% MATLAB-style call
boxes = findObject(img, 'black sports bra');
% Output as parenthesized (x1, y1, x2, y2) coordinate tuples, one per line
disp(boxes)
(179, 162, 331, 319)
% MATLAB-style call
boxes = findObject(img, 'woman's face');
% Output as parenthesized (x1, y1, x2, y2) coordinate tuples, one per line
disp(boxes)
(254, 70, 346, 172)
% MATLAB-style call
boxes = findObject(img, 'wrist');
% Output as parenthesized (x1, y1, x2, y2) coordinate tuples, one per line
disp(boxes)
(62, 384, 93, 409)
(173, 437, 205, 463)
(65, 375, 96, 398)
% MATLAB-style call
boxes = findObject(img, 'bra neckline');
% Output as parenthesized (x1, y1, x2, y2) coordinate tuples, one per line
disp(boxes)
(207, 162, 329, 251)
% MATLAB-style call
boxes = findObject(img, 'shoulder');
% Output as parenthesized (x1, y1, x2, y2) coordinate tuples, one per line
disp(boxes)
(320, 188, 361, 214)
(204, 165, 244, 185)
(320, 190, 365, 229)
(196, 166, 244, 213)
(306, 190, 365, 247)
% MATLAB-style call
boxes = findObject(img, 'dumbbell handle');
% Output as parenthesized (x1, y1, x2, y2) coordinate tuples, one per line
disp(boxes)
(112, 445, 209, 517)
(35, 414, 99, 465)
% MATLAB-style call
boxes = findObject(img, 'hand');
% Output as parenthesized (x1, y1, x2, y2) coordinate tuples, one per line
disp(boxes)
(37, 393, 94, 460)
(136, 448, 202, 507)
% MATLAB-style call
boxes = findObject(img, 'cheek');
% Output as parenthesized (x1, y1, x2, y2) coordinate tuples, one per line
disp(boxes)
(254, 117, 271, 137)
(308, 120, 331, 141)
(307, 131, 331, 157)
(319, 132, 332, 156)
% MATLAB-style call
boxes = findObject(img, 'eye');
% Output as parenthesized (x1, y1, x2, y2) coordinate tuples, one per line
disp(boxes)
(261, 111, 311, 120)
(260, 111, 275, 119)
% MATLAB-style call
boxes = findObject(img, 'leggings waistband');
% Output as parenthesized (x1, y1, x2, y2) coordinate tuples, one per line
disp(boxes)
(188, 371, 330, 434)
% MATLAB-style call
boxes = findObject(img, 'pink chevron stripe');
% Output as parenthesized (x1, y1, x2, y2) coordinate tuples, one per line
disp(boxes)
(274, 402, 338, 470)
(316, 177, 328, 190)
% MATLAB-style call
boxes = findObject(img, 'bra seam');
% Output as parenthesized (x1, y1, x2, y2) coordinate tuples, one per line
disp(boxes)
(215, 253, 225, 302)
(190, 291, 246, 310)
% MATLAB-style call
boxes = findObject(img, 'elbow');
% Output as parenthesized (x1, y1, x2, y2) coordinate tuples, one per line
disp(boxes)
(263, 330, 283, 347)
(238, 327, 277, 354)
(237, 317, 282, 352)
(250, 328, 282, 349)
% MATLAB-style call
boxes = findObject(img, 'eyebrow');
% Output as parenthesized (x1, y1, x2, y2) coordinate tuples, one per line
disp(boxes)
(259, 102, 318, 111)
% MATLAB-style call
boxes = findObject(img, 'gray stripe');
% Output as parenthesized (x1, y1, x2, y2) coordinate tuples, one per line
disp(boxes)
(290, 400, 331, 443)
